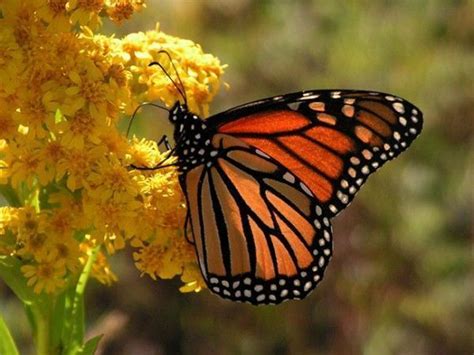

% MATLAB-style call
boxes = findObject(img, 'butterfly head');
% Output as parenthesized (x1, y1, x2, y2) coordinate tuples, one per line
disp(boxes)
(168, 101, 188, 123)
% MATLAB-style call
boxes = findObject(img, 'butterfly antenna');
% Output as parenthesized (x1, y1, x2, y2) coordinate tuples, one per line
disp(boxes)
(127, 102, 169, 138)
(150, 50, 188, 105)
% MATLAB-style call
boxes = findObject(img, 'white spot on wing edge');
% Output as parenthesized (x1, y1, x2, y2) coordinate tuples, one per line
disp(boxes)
(256, 149, 270, 158)
(300, 182, 314, 197)
(287, 102, 301, 110)
(256, 294, 266, 302)
(299, 94, 320, 100)
(392, 102, 405, 114)
(283, 172, 295, 184)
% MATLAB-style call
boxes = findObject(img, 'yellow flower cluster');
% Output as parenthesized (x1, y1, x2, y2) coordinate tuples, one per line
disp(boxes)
(0, 0, 224, 294)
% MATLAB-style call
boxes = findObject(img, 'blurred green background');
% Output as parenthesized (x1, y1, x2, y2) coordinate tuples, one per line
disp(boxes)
(3, 1, 473, 354)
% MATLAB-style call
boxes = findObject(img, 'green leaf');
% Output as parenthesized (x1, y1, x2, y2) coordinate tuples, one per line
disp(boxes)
(0, 256, 35, 303)
(50, 290, 67, 350)
(63, 246, 100, 355)
(0, 185, 22, 207)
(0, 312, 20, 355)
(78, 334, 103, 355)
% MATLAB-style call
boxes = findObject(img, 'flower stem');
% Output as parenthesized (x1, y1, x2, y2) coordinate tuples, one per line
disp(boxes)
(32, 299, 56, 355)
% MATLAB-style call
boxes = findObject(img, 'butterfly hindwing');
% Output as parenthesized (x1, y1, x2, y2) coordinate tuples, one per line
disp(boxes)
(208, 90, 423, 217)
(182, 134, 333, 305)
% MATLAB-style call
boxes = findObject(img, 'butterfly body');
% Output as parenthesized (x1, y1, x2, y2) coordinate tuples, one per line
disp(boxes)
(168, 103, 214, 172)
(164, 90, 423, 305)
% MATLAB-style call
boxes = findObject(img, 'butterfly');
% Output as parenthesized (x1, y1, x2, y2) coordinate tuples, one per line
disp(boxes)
(132, 56, 423, 305)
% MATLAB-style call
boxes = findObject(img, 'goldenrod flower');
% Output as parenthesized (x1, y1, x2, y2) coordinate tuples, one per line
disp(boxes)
(7, 139, 54, 188)
(67, 0, 104, 29)
(80, 236, 118, 284)
(0, 0, 225, 297)
(54, 237, 82, 273)
(0, 99, 18, 139)
(0, 27, 24, 96)
(90, 250, 118, 285)
(106, 0, 145, 24)
(128, 137, 163, 168)
(21, 254, 67, 294)
(36, 0, 70, 32)
(180, 264, 206, 293)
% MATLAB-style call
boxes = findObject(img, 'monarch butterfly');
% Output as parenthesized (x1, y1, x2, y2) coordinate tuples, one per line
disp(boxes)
(132, 54, 423, 305)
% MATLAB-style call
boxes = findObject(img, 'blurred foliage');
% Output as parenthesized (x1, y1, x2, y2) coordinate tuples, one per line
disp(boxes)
(1, 0, 472, 354)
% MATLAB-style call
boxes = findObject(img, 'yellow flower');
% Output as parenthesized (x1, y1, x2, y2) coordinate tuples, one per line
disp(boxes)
(80, 237, 118, 285)
(87, 156, 140, 201)
(38, 138, 67, 177)
(0, 207, 17, 255)
(106, 0, 144, 25)
(127, 137, 163, 168)
(0, 1, 43, 48)
(119, 23, 226, 115)
(0, 26, 24, 96)
(13, 91, 54, 139)
(21, 253, 67, 294)
(48, 192, 88, 230)
(24, 32, 69, 88)
(0, 0, 226, 298)
(7, 139, 54, 188)
(0, 207, 15, 235)
(133, 242, 168, 280)
(56, 145, 106, 190)
(47, 207, 73, 236)
(59, 109, 103, 149)
(91, 250, 118, 285)
(14, 207, 51, 259)
(67, 0, 104, 29)
(133, 233, 197, 283)
(0, 98, 18, 140)
(0, 148, 8, 185)
(53, 235, 82, 273)
(36, 0, 71, 32)
(83, 195, 141, 252)
(64, 62, 114, 120)
(179, 264, 206, 293)
(97, 130, 129, 156)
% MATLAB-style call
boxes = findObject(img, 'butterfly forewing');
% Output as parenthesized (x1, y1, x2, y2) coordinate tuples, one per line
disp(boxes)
(210, 90, 423, 217)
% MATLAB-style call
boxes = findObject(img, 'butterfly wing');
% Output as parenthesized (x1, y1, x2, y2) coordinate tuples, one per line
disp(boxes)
(207, 90, 423, 216)
(182, 90, 422, 305)
(182, 135, 332, 305)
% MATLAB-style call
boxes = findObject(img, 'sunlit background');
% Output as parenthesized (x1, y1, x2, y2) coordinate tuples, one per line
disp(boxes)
(3, 1, 472, 354)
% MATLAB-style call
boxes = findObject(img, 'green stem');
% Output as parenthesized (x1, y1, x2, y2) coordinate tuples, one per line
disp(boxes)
(32, 298, 56, 355)
(35, 306, 50, 355)
(0, 311, 19, 355)
(68, 245, 100, 353)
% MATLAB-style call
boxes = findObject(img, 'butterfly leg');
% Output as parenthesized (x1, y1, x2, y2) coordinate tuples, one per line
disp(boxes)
(157, 135, 172, 151)
(129, 163, 177, 170)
